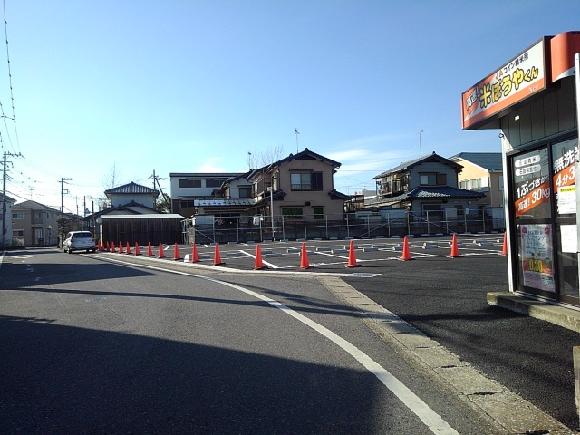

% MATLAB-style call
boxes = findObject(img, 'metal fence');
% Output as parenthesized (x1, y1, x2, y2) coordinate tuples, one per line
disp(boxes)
(187, 209, 506, 244)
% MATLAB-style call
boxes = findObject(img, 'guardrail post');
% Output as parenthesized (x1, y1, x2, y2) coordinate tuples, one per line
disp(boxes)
(426, 210, 431, 235)
(464, 211, 468, 234)
(259, 216, 263, 242)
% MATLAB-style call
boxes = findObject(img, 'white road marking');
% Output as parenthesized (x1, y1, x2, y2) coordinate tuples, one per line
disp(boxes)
(239, 250, 280, 269)
(194, 274, 458, 435)
(146, 265, 191, 275)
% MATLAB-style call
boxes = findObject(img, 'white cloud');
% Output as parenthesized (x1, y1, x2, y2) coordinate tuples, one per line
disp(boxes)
(195, 158, 227, 173)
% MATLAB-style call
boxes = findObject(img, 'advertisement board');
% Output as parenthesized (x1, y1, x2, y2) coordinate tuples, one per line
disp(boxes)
(519, 224, 556, 293)
(512, 148, 551, 218)
(461, 39, 546, 129)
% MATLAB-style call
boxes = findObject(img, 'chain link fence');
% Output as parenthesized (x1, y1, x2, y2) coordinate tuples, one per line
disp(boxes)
(187, 208, 506, 244)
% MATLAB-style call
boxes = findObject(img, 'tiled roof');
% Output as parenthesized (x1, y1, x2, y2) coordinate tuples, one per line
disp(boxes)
(374, 152, 462, 179)
(450, 152, 503, 171)
(247, 148, 341, 180)
(104, 181, 159, 196)
(13, 199, 60, 212)
(384, 186, 484, 203)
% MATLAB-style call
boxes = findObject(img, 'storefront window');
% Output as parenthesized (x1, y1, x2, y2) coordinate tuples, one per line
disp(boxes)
(512, 147, 556, 294)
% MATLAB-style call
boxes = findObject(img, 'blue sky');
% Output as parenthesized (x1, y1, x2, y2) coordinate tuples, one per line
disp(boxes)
(3, 0, 580, 213)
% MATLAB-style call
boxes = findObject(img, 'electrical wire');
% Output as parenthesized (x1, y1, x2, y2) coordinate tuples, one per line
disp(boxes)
(3, 0, 18, 153)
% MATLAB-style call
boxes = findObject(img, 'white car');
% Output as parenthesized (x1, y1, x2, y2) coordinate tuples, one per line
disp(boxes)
(63, 231, 96, 254)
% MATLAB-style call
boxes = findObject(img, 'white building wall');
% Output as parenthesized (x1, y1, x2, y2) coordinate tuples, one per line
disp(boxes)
(0, 198, 14, 247)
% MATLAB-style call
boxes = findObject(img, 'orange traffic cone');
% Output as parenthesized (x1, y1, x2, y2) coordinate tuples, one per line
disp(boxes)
(501, 232, 508, 256)
(105, 241, 109, 251)
(119, 242, 124, 254)
(190, 243, 200, 263)
(400, 236, 412, 261)
(147, 242, 153, 257)
(254, 244, 265, 270)
(346, 240, 359, 268)
(126, 241, 131, 255)
(110, 241, 115, 253)
(449, 234, 460, 258)
(213, 243, 225, 266)
(158, 243, 165, 258)
(299, 242, 310, 269)
(135, 242, 140, 256)
(173, 243, 180, 261)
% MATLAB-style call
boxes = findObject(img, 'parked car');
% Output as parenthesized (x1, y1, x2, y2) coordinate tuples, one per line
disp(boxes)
(63, 231, 96, 254)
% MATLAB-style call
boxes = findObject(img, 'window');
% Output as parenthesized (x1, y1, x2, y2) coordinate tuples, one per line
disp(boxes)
(206, 178, 225, 188)
(281, 207, 303, 219)
(12, 212, 23, 219)
(420, 173, 436, 185)
(180, 200, 195, 208)
(459, 180, 468, 189)
(436, 173, 447, 185)
(179, 178, 201, 188)
(313, 206, 324, 219)
(13, 230, 24, 237)
(238, 186, 252, 199)
(290, 172, 323, 190)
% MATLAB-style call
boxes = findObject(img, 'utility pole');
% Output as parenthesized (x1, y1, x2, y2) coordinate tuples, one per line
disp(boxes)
(59, 177, 71, 213)
(1, 151, 23, 249)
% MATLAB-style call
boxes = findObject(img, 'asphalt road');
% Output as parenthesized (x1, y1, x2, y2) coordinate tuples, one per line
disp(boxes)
(0, 247, 501, 434)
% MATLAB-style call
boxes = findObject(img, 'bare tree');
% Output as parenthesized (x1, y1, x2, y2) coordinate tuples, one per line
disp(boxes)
(102, 162, 120, 190)
(256, 145, 285, 167)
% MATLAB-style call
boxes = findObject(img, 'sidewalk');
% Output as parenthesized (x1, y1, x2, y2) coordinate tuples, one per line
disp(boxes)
(342, 255, 580, 430)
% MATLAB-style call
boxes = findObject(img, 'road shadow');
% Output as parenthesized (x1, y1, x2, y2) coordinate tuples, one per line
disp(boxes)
(0, 314, 391, 434)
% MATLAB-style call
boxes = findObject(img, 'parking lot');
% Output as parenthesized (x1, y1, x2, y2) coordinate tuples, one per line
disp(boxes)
(128, 234, 506, 274)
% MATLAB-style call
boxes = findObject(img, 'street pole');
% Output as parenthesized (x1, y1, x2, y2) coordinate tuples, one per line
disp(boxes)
(270, 185, 275, 240)
(1, 151, 23, 249)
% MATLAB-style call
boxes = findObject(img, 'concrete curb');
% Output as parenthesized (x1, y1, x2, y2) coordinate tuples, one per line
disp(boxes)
(488, 292, 580, 334)
(318, 276, 573, 434)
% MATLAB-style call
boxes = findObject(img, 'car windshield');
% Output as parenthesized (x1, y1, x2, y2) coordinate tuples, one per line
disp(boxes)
(72, 233, 92, 239)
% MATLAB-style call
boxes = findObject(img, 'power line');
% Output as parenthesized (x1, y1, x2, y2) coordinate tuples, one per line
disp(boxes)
(3, 0, 18, 152)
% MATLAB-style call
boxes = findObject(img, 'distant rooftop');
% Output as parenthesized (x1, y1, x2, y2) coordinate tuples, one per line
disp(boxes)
(374, 152, 462, 179)
(104, 181, 159, 197)
(450, 152, 502, 171)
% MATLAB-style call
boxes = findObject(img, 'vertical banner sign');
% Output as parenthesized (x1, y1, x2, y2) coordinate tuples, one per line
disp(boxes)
(552, 139, 578, 214)
(575, 53, 580, 300)
(519, 224, 556, 293)
(461, 39, 546, 129)
(513, 149, 551, 218)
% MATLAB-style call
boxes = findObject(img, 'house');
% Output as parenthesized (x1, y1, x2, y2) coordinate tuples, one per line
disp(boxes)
(169, 172, 243, 217)
(86, 181, 183, 244)
(104, 181, 159, 209)
(246, 148, 349, 220)
(11, 200, 61, 246)
(0, 193, 15, 247)
(450, 152, 504, 207)
(372, 152, 484, 216)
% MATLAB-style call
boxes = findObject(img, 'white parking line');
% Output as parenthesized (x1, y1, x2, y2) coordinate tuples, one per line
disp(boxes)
(239, 250, 280, 269)
(194, 274, 458, 435)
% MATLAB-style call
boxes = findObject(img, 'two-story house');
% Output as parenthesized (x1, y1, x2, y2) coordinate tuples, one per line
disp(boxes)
(450, 152, 504, 208)
(11, 200, 61, 246)
(0, 193, 15, 247)
(247, 148, 348, 220)
(169, 172, 243, 217)
(372, 152, 484, 216)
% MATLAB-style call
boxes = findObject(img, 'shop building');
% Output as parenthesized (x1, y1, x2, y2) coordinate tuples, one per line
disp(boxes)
(461, 31, 580, 307)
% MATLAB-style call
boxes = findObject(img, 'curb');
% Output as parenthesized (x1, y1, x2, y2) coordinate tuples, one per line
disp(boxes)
(488, 291, 580, 334)
(318, 276, 573, 434)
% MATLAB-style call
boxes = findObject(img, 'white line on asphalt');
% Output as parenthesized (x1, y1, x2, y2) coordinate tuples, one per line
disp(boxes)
(194, 274, 458, 435)
(146, 265, 191, 275)
(0, 250, 4, 271)
(239, 250, 280, 269)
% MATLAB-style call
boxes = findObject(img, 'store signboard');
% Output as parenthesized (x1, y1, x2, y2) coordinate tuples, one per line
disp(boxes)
(552, 139, 578, 215)
(461, 39, 547, 129)
(513, 149, 551, 218)
(519, 224, 556, 293)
